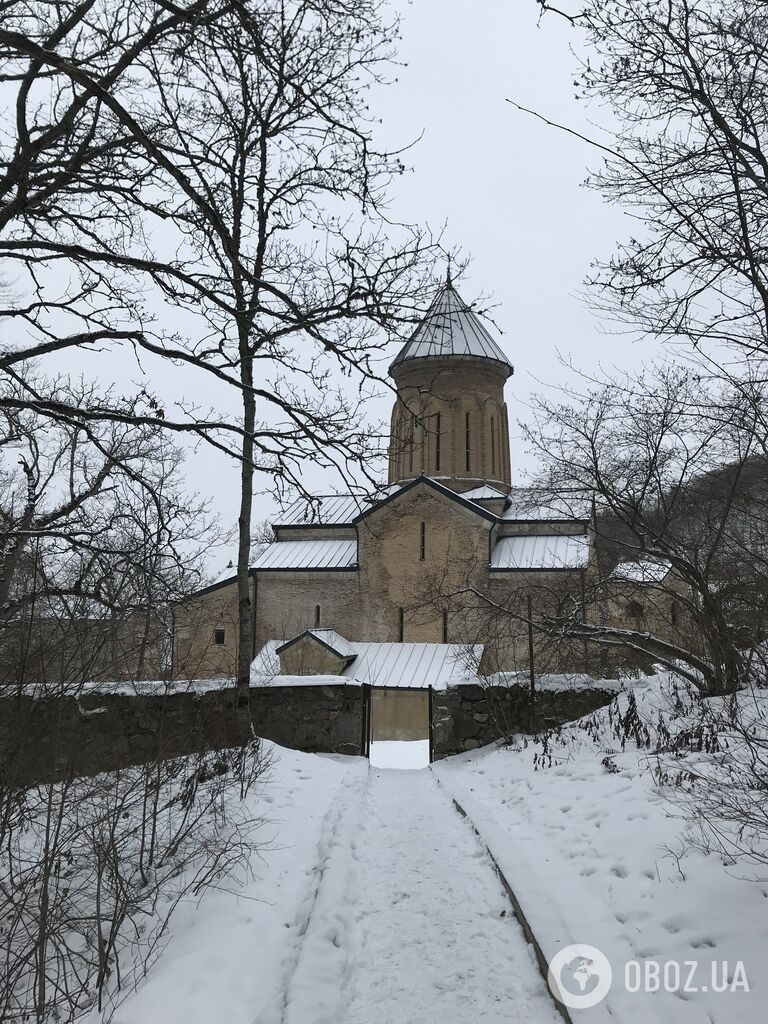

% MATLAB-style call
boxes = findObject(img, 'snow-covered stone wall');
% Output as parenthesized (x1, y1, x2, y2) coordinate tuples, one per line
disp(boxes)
(431, 682, 620, 759)
(1, 684, 364, 785)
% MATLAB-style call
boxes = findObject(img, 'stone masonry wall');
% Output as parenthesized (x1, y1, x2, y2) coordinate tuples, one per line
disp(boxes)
(357, 485, 494, 644)
(254, 570, 363, 649)
(1, 684, 363, 787)
(388, 358, 511, 490)
(173, 579, 246, 681)
(431, 683, 619, 760)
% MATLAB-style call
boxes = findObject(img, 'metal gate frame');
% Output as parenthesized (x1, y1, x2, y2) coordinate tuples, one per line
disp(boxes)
(428, 684, 434, 763)
(360, 683, 372, 758)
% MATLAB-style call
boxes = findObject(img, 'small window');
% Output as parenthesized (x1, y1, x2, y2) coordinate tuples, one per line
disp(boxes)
(435, 412, 441, 471)
(213, 628, 226, 646)
(420, 521, 426, 561)
(671, 601, 678, 628)
(491, 416, 496, 476)
(408, 414, 415, 474)
(442, 608, 448, 644)
(465, 412, 471, 472)
(314, 604, 321, 627)
(398, 607, 404, 642)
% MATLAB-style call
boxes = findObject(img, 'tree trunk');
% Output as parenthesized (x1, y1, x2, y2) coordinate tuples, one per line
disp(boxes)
(236, 352, 255, 703)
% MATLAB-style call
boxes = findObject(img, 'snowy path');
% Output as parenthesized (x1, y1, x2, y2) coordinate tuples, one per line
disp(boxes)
(105, 750, 562, 1024)
(338, 769, 561, 1024)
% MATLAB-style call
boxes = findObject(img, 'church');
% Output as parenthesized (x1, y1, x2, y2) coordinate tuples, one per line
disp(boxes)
(173, 277, 597, 684)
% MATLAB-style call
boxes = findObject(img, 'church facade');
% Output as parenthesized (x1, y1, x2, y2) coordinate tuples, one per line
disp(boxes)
(174, 279, 597, 682)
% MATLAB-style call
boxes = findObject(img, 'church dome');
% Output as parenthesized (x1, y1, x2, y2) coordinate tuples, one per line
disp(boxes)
(387, 277, 513, 492)
(389, 278, 513, 378)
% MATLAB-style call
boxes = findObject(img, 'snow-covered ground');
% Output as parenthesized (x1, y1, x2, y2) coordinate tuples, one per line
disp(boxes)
(342, 769, 560, 1024)
(106, 745, 559, 1024)
(369, 739, 430, 769)
(434, 676, 767, 1024)
(98, 675, 768, 1024)
(101, 746, 367, 1024)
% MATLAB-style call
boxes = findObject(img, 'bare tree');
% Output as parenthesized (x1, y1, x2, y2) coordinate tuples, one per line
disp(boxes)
(0, 739, 270, 1021)
(521, 364, 768, 694)
(0, 0, 440, 698)
(0, 372, 216, 692)
(530, 0, 768, 364)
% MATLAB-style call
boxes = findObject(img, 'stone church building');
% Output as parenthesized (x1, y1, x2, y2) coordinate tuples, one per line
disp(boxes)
(173, 277, 610, 684)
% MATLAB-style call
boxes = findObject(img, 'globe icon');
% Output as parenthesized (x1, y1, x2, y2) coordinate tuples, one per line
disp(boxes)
(548, 944, 612, 1009)
(560, 956, 601, 996)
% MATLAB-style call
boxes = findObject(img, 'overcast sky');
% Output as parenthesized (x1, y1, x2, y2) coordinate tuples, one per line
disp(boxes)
(8, 0, 668, 576)
(197, 0, 667, 570)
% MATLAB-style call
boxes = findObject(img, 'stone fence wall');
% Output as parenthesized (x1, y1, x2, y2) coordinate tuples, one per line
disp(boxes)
(1, 679, 620, 785)
(0, 684, 363, 787)
(431, 683, 619, 760)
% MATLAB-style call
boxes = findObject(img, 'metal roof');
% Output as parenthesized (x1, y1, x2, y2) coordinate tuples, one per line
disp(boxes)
(461, 484, 509, 501)
(252, 638, 483, 690)
(501, 488, 592, 522)
(349, 642, 481, 689)
(610, 560, 671, 584)
(390, 281, 512, 374)
(275, 494, 370, 527)
(490, 533, 590, 570)
(276, 629, 357, 658)
(351, 475, 498, 525)
(252, 539, 358, 570)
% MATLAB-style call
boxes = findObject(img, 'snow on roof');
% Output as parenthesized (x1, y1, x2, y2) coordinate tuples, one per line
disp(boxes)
(501, 488, 592, 522)
(275, 494, 368, 527)
(251, 640, 281, 677)
(274, 485, 405, 528)
(277, 628, 356, 659)
(490, 533, 590, 570)
(610, 560, 671, 584)
(252, 638, 482, 690)
(252, 539, 358, 570)
(461, 484, 509, 501)
(390, 281, 512, 373)
(348, 642, 481, 689)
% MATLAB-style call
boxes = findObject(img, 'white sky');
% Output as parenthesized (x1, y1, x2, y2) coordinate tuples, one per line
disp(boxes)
(181, 0, 661, 569)
(7, 0, 668, 576)
(230, 0, 657, 529)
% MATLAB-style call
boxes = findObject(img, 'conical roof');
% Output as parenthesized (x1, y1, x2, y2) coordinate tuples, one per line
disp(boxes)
(390, 280, 513, 376)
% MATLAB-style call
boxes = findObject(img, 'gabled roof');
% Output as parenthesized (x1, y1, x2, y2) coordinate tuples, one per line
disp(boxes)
(461, 484, 509, 501)
(351, 474, 497, 525)
(490, 533, 589, 571)
(252, 538, 358, 570)
(390, 280, 512, 376)
(253, 637, 483, 690)
(275, 629, 357, 663)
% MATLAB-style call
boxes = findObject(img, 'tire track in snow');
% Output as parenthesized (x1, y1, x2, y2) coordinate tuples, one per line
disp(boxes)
(341, 768, 563, 1024)
(274, 762, 369, 1024)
